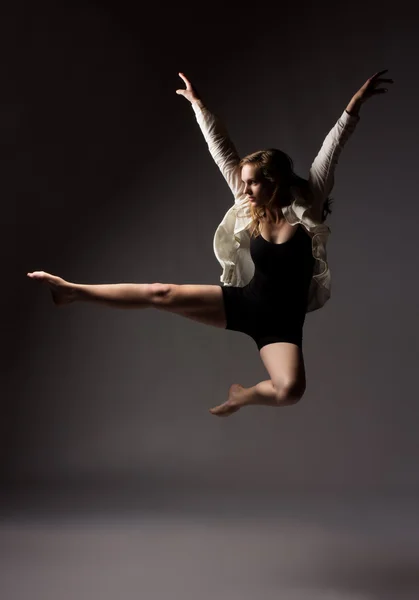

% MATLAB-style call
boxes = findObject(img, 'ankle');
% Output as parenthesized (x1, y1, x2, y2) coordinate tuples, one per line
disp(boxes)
(240, 382, 278, 408)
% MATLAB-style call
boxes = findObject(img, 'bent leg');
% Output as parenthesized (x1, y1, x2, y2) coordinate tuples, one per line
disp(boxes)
(249, 342, 306, 406)
(210, 342, 306, 417)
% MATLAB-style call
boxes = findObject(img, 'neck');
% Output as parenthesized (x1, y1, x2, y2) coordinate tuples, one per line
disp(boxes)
(261, 207, 283, 224)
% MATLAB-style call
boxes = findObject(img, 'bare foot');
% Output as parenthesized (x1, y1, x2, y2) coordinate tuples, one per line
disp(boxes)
(209, 384, 245, 417)
(27, 271, 76, 306)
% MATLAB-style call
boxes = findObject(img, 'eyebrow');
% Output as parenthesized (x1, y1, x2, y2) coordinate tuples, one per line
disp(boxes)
(241, 177, 257, 183)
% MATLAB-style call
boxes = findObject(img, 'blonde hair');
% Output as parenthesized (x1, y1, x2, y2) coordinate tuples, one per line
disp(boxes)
(239, 148, 333, 238)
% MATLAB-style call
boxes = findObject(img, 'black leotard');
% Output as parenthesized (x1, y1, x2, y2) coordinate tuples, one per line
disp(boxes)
(220, 224, 315, 350)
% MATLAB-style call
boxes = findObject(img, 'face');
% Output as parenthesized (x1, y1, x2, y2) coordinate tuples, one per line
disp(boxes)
(241, 163, 273, 207)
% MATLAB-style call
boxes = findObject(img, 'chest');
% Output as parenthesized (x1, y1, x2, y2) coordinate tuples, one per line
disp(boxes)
(259, 219, 300, 244)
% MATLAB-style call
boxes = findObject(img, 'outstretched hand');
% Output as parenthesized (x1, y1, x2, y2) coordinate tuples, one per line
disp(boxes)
(353, 69, 394, 104)
(175, 72, 203, 105)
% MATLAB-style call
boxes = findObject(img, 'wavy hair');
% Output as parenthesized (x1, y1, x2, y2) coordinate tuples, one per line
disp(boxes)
(239, 148, 333, 238)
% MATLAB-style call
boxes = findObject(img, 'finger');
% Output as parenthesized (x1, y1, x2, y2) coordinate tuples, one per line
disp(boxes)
(371, 69, 388, 80)
(178, 72, 191, 89)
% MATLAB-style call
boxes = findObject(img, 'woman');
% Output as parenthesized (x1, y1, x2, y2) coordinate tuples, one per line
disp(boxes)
(27, 70, 393, 417)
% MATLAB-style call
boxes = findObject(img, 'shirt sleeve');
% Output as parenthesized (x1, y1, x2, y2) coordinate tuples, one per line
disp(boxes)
(192, 103, 246, 204)
(308, 110, 360, 220)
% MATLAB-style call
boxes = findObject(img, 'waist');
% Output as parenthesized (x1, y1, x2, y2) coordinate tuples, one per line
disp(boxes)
(247, 270, 313, 299)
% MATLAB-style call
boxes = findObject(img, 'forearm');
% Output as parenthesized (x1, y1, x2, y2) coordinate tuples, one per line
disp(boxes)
(191, 101, 245, 201)
(345, 95, 362, 116)
(308, 106, 360, 210)
(192, 99, 205, 110)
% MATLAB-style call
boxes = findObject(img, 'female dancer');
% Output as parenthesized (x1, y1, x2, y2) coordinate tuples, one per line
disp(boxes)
(27, 70, 392, 417)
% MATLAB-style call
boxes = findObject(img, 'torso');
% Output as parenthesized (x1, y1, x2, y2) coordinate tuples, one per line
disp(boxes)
(247, 215, 315, 312)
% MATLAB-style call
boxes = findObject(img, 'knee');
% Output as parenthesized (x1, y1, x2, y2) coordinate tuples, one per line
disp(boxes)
(274, 378, 306, 405)
(149, 283, 176, 305)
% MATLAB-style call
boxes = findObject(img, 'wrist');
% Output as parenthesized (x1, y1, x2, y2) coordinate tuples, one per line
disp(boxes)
(346, 95, 362, 116)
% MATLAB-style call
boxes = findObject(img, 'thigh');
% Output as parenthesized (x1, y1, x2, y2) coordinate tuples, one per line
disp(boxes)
(259, 342, 306, 396)
(150, 283, 227, 329)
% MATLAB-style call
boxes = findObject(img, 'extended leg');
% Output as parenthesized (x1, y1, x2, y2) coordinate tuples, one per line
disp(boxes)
(27, 271, 227, 328)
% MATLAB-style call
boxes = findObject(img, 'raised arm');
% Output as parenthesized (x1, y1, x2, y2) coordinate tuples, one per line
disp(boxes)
(176, 73, 246, 204)
(307, 110, 360, 221)
(308, 70, 393, 221)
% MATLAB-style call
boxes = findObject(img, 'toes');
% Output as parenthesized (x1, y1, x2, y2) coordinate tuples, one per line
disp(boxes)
(209, 402, 240, 417)
(28, 271, 58, 283)
(209, 405, 224, 415)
